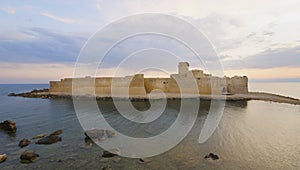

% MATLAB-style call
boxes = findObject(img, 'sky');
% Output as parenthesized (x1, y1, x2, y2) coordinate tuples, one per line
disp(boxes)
(0, 0, 299, 83)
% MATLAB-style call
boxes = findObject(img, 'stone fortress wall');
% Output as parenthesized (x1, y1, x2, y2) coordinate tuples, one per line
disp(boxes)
(49, 62, 248, 96)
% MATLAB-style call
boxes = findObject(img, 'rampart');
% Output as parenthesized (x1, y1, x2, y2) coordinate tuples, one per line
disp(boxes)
(49, 62, 248, 96)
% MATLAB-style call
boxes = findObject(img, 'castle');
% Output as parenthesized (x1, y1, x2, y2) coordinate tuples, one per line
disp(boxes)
(49, 62, 248, 96)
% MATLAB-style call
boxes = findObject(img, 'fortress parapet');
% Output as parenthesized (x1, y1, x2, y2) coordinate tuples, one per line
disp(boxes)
(50, 62, 248, 96)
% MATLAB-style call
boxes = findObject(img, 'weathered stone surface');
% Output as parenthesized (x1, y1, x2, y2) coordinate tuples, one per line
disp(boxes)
(35, 135, 62, 145)
(49, 129, 63, 136)
(0, 154, 7, 163)
(0, 120, 16, 133)
(18, 138, 31, 148)
(84, 129, 106, 142)
(105, 129, 116, 138)
(20, 150, 39, 163)
(32, 133, 47, 139)
(204, 153, 219, 160)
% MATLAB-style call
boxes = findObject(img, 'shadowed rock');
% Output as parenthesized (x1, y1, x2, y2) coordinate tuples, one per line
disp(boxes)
(0, 154, 7, 163)
(0, 120, 16, 133)
(36, 135, 62, 145)
(19, 138, 31, 148)
(20, 150, 39, 163)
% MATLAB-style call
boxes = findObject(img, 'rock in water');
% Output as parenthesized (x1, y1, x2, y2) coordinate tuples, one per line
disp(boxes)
(204, 153, 219, 160)
(36, 135, 62, 145)
(102, 165, 112, 170)
(0, 154, 7, 163)
(84, 129, 106, 142)
(19, 138, 31, 148)
(138, 158, 152, 164)
(49, 129, 63, 136)
(105, 129, 116, 138)
(20, 151, 39, 163)
(32, 134, 47, 139)
(0, 120, 16, 133)
(102, 151, 118, 158)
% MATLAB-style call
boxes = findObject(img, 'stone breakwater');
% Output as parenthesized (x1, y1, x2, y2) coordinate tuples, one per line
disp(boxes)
(8, 88, 300, 105)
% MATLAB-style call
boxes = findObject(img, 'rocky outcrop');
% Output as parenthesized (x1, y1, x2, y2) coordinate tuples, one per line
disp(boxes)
(8, 88, 71, 99)
(49, 129, 62, 136)
(36, 135, 62, 145)
(0, 120, 16, 133)
(8, 89, 49, 97)
(32, 134, 47, 139)
(35, 129, 62, 144)
(19, 138, 31, 148)
(20, 150, 39, 163)
(0, 154, 7, 163)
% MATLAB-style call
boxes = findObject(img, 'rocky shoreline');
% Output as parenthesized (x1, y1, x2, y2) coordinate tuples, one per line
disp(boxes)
(7, 88, 300, 105)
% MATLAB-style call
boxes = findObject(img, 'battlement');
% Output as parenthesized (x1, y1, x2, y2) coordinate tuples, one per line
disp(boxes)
(50, 62, 248, 96)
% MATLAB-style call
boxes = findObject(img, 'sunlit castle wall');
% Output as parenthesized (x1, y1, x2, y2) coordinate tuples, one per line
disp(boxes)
(50, 74, 147, 96)
(227, 76, 248, 94)
(49, 62, 249, 96)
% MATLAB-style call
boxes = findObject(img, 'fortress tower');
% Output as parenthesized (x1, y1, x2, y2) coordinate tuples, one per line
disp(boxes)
(178, 62, 189, 76)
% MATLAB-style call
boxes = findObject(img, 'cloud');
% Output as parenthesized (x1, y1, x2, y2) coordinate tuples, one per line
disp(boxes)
(0, 62, 74, 83)
(41, 12, 81, 24)
(225, 67, 300, 79)
(0, 6, 16, 14)
(0, 27, 88, 63)
(263, 31, 275, 36)
(96, 0, 102, 11)
(223, 46, 300, 69)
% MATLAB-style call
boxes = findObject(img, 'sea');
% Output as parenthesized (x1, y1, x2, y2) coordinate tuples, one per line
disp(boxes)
(0, 82, 299, 169)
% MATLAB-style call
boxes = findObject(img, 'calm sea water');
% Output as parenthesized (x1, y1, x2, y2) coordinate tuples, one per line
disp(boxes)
(0, 83, 299, 169)
(249, 82, 300, 99)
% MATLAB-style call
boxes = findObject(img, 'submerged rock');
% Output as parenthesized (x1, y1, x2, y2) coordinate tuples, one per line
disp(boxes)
(85, 129, 106, 142)
(0, 154, 7, 163)
(32, 134, 47, 139)
(138, 158, 152, 164)
(102, 165, 112, 170)
(50, 129, 63, 136)
(0, 120, 16, 133)
(19, 138, 31, 148)
(204, 153, 219, 160)
(36, 135, 62, 145)
(20, 150, 39, 163)
(102, 151, 118, 158)
(105, 129, 116, 138)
